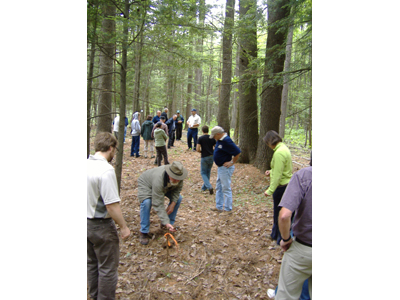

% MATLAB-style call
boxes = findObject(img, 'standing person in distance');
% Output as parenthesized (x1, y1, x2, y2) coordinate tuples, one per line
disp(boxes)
(161, 107, 168, 120)
(186, 108, 201, 152)
(166, 114, 177, 149)
(152, 110, 162, 124)
(130, 112, 141, 158)
(196, 125, 216, 194)
(112, 115, 120, 140)
(87, 132, 131, 300)
(209, 126, 241, 216)
(175, 110, 184, 141)
(141, 115, 155, 159)
(151, 116, 169, 165)
(123, 116, 128, 143)
(153, 122, 169, 166)
(263, 130, 293, 245)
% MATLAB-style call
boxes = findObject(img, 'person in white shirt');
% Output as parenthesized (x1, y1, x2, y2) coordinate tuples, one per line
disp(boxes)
(87, 132, 130, 300)
(112, 115, 120, 140)
(186, 108, 201, 152)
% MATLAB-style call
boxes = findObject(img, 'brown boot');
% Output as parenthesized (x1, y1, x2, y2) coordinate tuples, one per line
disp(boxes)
(139, 232, 150, 245)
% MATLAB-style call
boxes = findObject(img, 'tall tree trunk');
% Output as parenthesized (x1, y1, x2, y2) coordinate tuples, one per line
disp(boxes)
(87, 2, 99, 157)
(194, 0, 205, 113)
(115, 0, 129, 193)
(217, 0, 235, 135)
(185, 68, 193, 130)
(96, 2, 116, 134)
(254, 0, 290, 171)
(238, 0, 259, 163)
(133, 26, 143, 114)
(279, 25, 294, 138)
(231, 43, 240, 136)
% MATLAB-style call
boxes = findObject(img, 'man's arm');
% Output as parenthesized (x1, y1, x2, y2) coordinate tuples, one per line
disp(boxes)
(196, 143, 201, 152)
(106, 203, 130, 239)
(278, 207, 293, 251)
(223, 153, 240, 167)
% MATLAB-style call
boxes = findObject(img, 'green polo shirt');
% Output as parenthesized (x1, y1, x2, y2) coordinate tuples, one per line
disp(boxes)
(266, 142, 293, 195)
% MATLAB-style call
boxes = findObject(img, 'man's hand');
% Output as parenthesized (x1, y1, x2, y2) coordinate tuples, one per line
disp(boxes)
(166, 202, 176, 215)
(264, 191, 270, 197)
(280, 238, 293, 252)
(223, 161, 234, 168)
(265, 170, 271, 176)
(120, 226, 131, 240)
(166, 224, 176, 232)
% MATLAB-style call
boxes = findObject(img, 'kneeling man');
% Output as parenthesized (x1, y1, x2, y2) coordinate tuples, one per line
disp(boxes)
(137, 161, 188, 245)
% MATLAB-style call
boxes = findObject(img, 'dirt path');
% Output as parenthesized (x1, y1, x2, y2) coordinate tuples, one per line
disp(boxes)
(88, 130, 310, 300)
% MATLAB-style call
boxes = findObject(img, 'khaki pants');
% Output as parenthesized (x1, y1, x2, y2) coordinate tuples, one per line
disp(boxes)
(144, 140, 154, 157)
(276, 240, 312, 300)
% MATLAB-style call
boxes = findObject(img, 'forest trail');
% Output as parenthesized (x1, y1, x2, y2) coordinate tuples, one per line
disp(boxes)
(88, 130, 310, 300)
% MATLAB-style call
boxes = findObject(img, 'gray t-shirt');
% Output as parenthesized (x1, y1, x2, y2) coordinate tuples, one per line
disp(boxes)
(279, 166, 312, 244)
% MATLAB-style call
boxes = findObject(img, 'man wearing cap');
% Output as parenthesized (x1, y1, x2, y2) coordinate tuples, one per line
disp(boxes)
(175, 110, 184, 141)
(186, 108, 201, 152)
(137, 161, 188, 245)
(210, 126, 241, 216)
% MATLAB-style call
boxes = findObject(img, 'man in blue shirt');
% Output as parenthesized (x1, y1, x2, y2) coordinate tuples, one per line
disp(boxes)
(152, 110, 161, 124)
(209, 126, 241, 216)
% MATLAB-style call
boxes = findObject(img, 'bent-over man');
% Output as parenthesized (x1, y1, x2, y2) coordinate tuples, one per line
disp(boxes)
(87, 132, 131, 300)
(137, 161, 188, 245)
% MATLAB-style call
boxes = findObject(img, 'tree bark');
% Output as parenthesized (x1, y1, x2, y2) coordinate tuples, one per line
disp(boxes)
(279, 25, 294, 138)
(87, 2, 99, 157)
(96, 2, 116, 135)
(115, 0, 130, 193)
(217, 0, 235, 135)
(238, 0, 259, 163)
(133, 26, 144, 114)
(254, 0, 290, 171)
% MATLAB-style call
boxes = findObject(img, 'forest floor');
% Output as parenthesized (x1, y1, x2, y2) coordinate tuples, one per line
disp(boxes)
(88, 129, 311, 300)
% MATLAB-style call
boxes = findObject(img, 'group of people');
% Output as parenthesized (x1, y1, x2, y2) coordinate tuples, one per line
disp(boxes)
(89, 115, 312, 300)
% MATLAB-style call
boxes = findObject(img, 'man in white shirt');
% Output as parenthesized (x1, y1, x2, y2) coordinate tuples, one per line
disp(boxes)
(112, 115, 120, 140)
(87, 132, 131, 300)
(186, 108, 201, 152)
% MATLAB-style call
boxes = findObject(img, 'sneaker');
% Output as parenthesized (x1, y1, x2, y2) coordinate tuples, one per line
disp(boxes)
(151, 155, 155, 158)
(210, 207, 222, 213)
(209, 188, 214, 195)
(139, 232, 150, 245)
(136, 155, 141, 158)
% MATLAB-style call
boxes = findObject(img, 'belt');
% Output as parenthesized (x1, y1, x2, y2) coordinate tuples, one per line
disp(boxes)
(295, 237, 312, 247)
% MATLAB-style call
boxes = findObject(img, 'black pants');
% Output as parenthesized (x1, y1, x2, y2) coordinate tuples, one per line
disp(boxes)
(156, 145, 169, 166)
(176, 125, 182, 140)
(168, 130, 175, 148)
(271, 185, 288, 244)
(87, 218, 119, 300)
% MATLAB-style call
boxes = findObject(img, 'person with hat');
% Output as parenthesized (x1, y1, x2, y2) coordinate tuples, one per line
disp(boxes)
(186, 108, 201, 152)
(137, 161, 189, 245)
(175, 110, 184, 141)
(209, 126, 241, 216)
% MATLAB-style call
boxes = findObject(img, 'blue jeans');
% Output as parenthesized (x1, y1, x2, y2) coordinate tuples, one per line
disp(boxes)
(201, 156, 214, 190)
(123, 127, 127, 143)
(215, 165, 235, 211)
(130, 135, 140, 156)
(139, 192, 183, 233)
(187, 128, 198, 149)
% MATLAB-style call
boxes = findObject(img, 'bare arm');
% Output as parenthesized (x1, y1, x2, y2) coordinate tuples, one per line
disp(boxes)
(223, 153, 240, 168)
(196, 144, 201, 152)
(106, 202, 130, 239)
(278, 207, 293, 251)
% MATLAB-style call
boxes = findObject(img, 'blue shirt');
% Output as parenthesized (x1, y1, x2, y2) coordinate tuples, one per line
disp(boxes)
(152, 115, 161, 124)
(213, 134, 241, 166)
